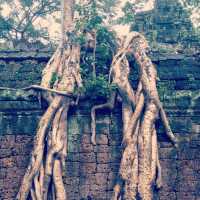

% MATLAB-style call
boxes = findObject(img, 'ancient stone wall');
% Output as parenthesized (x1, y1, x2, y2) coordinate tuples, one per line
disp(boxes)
(133, 0, 200, 47)
(0, 51, 50, 88)
(0, 50, 200, 200)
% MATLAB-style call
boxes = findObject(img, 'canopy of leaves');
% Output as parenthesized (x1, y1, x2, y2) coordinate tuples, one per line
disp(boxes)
(72, 0, 119, 99)
(0, 0, 59, 47)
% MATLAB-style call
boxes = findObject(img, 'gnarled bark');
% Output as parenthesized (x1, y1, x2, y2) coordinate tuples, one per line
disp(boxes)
(17, 0, 82, 199)
(91, 32, 178, 200)
(15, 1, 177, 198)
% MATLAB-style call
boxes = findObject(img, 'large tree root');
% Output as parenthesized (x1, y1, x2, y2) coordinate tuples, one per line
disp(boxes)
(91, 32, 178, 200)
(17, 49, 82, 200)
(17, 44, 82, 199)
(17, 0, 83, 199)
(17, 96, 62, 200)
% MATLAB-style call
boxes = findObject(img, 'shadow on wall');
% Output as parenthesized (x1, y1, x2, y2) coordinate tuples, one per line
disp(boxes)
(133, 0, 200, 47)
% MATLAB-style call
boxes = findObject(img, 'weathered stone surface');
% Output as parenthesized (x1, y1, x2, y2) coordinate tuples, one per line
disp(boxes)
(134, 0, 200, 47)
(0, 4, 200, 197)
(0, 65, 199, 200)
(0, 52, 199, 200)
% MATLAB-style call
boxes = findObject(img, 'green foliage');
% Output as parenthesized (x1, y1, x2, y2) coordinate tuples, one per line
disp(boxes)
(78, 29, 117, 99)
(75, 2, 103, 32)
(1, 0, 119, 99)
(74, 0, 118, 98)
(0, 16, 13, 39)
(0, 0, 59, 46)
(75, 0, 118, 29)
(113, 1, 147, 26)
(116, 2, 135, 25)
(82, 75, 117, 99)
(0, 0, 119, 48)
(80, 26, 117, 83)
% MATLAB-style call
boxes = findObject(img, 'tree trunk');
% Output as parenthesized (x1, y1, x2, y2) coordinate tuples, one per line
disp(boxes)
(17, 0, 82, 199)
(16, 1, 177, 199)
(91, 32, 178, 200)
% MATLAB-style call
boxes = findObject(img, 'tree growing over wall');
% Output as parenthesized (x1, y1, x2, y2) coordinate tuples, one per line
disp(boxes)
(16, 0, 82, 199)
(15, 0, 117, 199)
(91, 32, 178, 200)
(9, 0, 178, 199)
